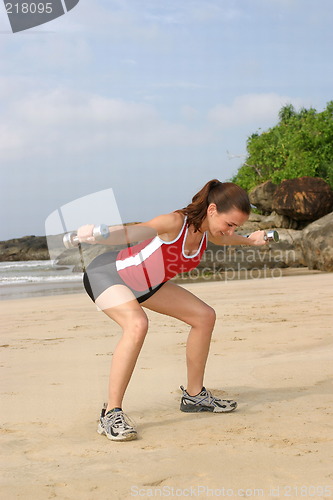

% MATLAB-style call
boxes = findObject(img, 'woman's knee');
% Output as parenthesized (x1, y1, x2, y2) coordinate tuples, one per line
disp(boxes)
(124, 312, 149, 344)
(191, 305, 216, 330)
(204, 305, 216, 328)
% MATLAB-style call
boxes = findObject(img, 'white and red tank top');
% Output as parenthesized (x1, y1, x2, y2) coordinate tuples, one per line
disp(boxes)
(116, 217, 207, 291)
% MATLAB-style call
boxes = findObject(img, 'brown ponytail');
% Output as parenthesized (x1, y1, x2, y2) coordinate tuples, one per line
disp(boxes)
(176, 179, 251, 232)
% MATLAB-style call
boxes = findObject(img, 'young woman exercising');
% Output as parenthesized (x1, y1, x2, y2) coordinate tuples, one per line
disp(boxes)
(78, 179, 267, 441)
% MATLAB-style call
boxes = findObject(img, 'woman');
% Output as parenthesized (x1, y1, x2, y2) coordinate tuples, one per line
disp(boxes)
(78, 179, 267, 441)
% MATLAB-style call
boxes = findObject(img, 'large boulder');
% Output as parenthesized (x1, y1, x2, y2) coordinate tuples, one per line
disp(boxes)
(272, 177, 333, 221)
(0, 235, 49, 261)
(249, 181, 277, 213)
(300, 212, 333, 272)
(239, 212, 297, 234)
(256, 211, 298, 230)
(201, 228, 305, 272)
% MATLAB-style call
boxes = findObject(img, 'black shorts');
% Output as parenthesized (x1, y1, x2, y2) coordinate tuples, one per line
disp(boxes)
(83, 250, 165, 304)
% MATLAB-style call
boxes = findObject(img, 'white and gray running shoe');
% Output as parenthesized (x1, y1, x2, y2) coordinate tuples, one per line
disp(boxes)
(97, 405, 137, 441)
(180, 386, 237, 413)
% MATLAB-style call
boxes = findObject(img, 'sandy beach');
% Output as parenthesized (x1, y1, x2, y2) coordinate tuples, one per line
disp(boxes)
(1, 272, 333, 499)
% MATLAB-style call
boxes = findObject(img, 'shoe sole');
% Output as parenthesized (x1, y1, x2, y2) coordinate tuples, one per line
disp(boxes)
(180, 402, 237, 413)
(97, 424, 138, 441)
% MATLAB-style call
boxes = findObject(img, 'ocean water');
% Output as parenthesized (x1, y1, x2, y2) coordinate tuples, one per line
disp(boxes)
(0, 260, 84, 300)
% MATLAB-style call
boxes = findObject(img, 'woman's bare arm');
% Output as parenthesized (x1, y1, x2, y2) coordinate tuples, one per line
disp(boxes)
(76, 212, 183, 246)
(208, 231, 268, 246)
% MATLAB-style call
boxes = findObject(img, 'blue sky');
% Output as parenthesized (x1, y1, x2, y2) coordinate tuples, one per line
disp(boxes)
(1, 0, 332, 239)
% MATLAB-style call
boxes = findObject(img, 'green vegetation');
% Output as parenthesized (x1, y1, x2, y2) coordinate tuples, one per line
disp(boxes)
(231, 101, 333, 190)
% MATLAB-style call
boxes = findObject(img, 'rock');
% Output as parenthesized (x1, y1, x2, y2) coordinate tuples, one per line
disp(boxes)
(2, 213, 330, 273)
(0, 222, 142, 264)
(268, 229, 305, 267)
(256, 211, 298, 230)
(272, 177, 333, 221)
(239, 211, 297, 234)
(55, 243, 121, 271)
(249, 181, 278, 213)
(300, 212, 333, 272)
(200, 229, 305, 272)
(248, 212, 265, 223)
(239, 213, 266, 234)
(0, 235, 49, 261)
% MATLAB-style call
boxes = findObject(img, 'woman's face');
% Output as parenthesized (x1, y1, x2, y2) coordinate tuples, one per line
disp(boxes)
(205, 204, 249, 238)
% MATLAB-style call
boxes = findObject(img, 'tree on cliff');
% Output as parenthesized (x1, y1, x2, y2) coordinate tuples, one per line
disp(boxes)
(231, 101, 333, 190)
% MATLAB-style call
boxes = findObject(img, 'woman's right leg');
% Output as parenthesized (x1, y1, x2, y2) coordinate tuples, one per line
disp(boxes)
(95, 284, 149, 411)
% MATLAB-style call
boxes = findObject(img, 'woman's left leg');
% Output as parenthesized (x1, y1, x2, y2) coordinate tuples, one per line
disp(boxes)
(142, 282, 216, 396)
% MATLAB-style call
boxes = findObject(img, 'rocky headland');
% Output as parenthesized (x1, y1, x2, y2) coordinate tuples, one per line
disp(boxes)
(1, 177, 332, 274)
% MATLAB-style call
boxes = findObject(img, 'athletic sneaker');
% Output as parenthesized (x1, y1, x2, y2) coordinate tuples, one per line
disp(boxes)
(97, 404, 137, 441)
(180, 385, 237, 413)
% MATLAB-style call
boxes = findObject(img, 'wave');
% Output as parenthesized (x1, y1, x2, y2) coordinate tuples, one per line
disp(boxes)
(0, 274, 83, 286)
(0, 260, 55, 270)
(0, 260, 84, 299)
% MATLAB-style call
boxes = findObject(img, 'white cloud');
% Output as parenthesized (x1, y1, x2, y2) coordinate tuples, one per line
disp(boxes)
(208, 93, 309, 128)
(0, 33, 92, 77)
(0, 85, 213, 160)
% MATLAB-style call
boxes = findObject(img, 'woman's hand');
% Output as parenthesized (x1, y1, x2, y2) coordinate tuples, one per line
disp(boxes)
(76, 224, 97, 244)
(247, 230, 268, 246)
